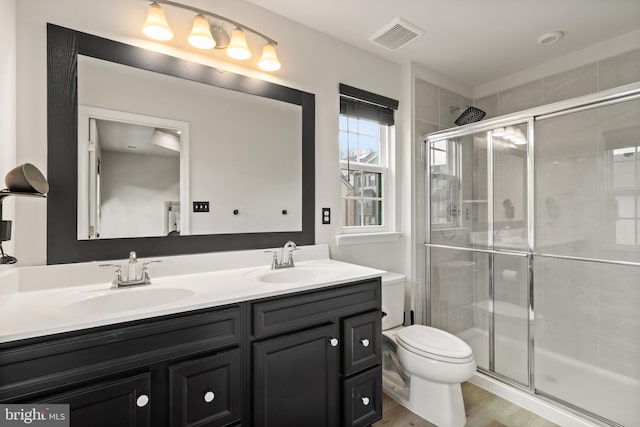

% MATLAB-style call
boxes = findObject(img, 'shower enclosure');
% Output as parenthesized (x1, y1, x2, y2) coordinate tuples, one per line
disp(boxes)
(424, 84, 640, 427)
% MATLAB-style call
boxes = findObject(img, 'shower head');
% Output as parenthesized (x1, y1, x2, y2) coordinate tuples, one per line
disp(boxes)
(450, 106, 486, 126)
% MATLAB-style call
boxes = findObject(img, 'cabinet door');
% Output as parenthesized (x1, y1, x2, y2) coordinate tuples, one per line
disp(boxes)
(40, 373, 151, 427)
(169, 348, 242, 427)
(253, 324, 339, 427)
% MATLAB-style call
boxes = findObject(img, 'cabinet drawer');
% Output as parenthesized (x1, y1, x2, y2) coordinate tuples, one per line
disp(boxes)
(343, 311, 381, 376)
(343, 368, 382, 427)
(251, 279, 380, 338)
(39, 373, 151, 427)
(169, 348, 242, 427)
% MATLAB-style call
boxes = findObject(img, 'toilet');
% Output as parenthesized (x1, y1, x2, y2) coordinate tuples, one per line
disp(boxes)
(381, 272, 476, 427)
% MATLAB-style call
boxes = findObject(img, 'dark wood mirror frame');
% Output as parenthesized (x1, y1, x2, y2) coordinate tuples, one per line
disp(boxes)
(47, 24, 315, 264)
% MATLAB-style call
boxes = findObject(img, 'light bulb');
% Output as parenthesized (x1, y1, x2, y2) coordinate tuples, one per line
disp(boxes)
(188, 14, 215, 49)
(258, 43, 281, 71)
(227, 28, 251, 60)
(143, 2, 173, 41)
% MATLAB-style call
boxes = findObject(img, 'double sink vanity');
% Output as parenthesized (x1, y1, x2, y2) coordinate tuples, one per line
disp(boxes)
(5, 24, 384, 426)
(0, 244, 384, 427)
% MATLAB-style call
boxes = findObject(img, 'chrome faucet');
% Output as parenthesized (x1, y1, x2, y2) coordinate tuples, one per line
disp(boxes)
(100, 251, 161, 289)
(127, 251, 138, 283)
(265, 241, 299, 270)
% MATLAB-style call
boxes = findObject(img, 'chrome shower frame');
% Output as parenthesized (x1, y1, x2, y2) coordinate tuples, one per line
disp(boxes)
(422, 81, 640, 427)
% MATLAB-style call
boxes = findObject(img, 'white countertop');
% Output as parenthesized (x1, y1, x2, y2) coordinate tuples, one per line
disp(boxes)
(0, 245, 384, 343)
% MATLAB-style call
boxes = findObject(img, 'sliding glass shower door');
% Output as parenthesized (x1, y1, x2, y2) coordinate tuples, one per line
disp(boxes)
(428, 122, 531, 387)
(426, 89, 640, 426)
(534, 96, 640, 426)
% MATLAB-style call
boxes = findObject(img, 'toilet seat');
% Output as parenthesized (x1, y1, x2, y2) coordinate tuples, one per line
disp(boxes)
(396, 325, 474, 364)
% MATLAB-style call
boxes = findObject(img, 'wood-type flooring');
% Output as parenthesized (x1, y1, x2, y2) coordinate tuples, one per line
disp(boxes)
(373, 382, 560, 427)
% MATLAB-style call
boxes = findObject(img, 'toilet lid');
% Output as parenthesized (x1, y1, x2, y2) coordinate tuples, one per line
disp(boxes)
(396, 325, 474, 363)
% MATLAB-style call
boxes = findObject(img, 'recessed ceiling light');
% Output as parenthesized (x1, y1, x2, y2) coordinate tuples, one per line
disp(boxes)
(537, 31, 564, 45)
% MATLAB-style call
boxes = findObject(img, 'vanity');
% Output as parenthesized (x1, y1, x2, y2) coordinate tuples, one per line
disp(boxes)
(3, 21, 384, 426)
(0, 246, 383, 427)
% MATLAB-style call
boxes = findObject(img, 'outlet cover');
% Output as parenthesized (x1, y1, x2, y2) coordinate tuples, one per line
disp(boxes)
(322, 208, 330, 224)
(193, 201, 210, 213)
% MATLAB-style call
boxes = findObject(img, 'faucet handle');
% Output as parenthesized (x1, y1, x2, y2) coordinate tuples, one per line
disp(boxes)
(264, 250, 279, 269)
(99, 264, 123, 286)
(99, 263, 122, 270)
(141, 260, 161, 283)
(129, 251, 137, 263)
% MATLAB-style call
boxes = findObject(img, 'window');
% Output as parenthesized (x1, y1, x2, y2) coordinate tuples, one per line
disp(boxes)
(339, 84, 398, 231)
(610, 145, 640, 246)
(429, 138, 461, 229)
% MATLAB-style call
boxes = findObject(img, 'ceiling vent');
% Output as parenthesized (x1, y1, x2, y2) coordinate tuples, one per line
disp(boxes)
(369, 18, 424, 51)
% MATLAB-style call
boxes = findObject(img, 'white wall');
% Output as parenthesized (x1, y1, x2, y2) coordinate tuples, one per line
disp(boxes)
(100, 151, 180, 239)
(0, 0, 16, 256)
(14, 0, 405, 270)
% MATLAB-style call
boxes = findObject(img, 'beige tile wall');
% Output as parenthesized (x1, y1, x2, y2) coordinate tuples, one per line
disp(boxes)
(414, 78, 472, 327)
(474, 47, 640, 116)
(415, 78, 471, 134)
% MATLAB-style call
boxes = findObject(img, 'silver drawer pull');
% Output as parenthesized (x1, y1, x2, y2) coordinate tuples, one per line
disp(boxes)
(329, 338, 339, 347)
(136, 394, 149, 408)
(361, 396, 370, 406)
(204, 391, 215, 403)
(360, 338, 370, 347)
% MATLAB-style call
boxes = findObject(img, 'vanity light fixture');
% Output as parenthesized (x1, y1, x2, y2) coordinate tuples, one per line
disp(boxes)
(188, 14, 215, 49)
(142, 0, 281, 71)
(258, 42, 281, 71)
(142, 2, 174, 41)
(227, 28, 251, 60)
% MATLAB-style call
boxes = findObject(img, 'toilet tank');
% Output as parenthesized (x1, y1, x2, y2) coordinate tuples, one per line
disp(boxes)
(381, 272, 406, 330)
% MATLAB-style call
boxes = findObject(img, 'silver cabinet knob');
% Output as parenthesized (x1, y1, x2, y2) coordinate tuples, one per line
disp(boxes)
(360, 338, 370, 347)
(329, 338, 339, 347)
(136, 394, 149, 408)
(204, 391, 215, 403)
(361, 396, 370, 406)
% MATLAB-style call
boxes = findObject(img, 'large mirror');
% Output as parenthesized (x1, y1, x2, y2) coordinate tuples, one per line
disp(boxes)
(47, 24, 315, 264)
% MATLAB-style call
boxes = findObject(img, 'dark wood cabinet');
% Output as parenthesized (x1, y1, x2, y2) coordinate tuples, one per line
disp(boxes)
(343, 368, 382, 427)
(253, 324, 340, 427)
(0, 277, 381, 427)
(40, 374, 151, 427)
(169, 348, 243, 427)
(250, 278, 382, 427)
(0, 304, 243, 427)
(343, 311, 382, 376)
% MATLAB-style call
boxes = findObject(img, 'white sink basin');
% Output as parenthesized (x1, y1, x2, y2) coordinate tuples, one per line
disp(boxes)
(246, 265, 340, 284)
(61, 287, 194, 316)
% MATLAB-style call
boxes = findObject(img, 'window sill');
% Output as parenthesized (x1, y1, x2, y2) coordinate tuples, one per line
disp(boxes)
(335, 231, 403, 247)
